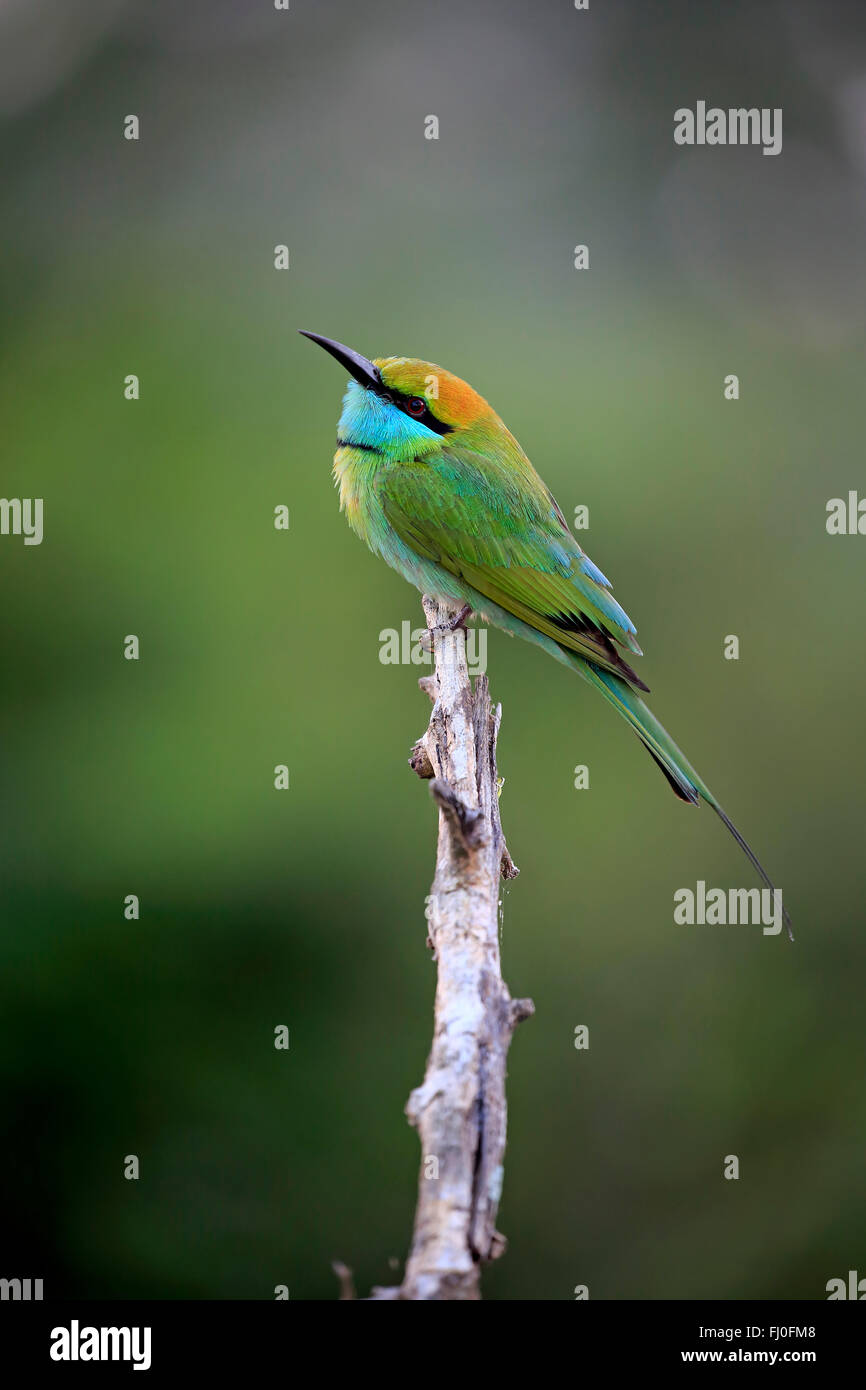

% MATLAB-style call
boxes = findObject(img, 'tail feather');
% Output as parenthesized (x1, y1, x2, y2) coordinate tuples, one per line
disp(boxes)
(708, 804, 793, 941)
(641, 742, 699, 804)
(570, 656, 793, 941)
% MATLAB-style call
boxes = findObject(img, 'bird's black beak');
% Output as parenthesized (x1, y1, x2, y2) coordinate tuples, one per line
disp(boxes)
(299, 331, 381, 390)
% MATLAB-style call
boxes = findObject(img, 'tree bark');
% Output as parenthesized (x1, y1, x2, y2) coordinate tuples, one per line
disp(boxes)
(372, 596, 533, 1301)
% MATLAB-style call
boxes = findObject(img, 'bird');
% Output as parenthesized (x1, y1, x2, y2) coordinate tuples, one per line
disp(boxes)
(301, 330, 792, 940)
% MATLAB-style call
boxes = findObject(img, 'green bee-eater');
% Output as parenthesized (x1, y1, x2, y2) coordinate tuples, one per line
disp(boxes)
(302, 331, 791, 939)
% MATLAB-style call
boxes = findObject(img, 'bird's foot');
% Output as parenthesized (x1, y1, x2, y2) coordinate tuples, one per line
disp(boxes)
(441, 603, 473, 633)
(419, 604, 473, 652)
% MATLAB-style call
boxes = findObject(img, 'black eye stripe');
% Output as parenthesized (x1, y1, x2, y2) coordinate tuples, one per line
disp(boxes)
(379, 387, 453, 435)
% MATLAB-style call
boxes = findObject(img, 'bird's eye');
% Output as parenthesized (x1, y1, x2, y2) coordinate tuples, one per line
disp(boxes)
(406, 396, 427, 417)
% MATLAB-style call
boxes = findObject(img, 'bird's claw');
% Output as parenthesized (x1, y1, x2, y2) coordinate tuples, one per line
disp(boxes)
(419, 604, 473, 651)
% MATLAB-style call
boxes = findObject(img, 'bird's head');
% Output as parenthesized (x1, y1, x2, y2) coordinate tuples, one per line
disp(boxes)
(300, 331, 493, 460)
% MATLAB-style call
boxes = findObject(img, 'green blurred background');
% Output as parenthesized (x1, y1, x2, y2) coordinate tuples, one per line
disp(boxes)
(1, 0, 864, 1300)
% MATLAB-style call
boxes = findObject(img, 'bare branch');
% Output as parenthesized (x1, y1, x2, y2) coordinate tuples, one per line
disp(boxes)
(372, 595, 533, 1301)
(331, 1261, 356, 1301)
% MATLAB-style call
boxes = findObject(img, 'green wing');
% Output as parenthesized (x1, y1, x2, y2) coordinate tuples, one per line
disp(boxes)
(378, 442, 648, 689)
